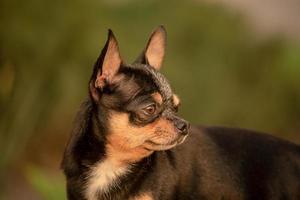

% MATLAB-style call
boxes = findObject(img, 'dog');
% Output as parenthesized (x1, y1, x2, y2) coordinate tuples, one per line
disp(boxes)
(61, 26, 300, 200)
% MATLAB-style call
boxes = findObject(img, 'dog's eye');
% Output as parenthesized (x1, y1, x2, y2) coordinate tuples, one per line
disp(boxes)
(143, 104, 156, 115)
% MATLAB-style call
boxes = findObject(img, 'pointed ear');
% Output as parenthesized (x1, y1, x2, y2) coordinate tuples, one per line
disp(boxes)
(95, 29, 122, 88)
(135, 25, 167, 70)
(89, 29, 122, 101)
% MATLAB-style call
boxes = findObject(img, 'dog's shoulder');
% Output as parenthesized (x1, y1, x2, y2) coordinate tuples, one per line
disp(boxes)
(166, 125, 300, 199)
(183, 125, 300, 164)
(192, 125, 300, 152)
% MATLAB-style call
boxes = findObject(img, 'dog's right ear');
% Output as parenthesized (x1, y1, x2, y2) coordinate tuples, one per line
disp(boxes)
(134, 25, 167, 70)
(89, 29, 122, 102)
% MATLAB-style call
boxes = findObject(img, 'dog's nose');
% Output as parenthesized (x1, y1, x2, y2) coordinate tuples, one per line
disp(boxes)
(175, 119, 190, 135)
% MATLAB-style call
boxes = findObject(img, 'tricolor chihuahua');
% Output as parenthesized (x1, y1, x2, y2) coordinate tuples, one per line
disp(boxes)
(62, 26, 300, 200)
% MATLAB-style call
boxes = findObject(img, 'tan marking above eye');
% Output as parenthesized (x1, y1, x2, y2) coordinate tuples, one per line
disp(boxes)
(173, 94, 180, 107)
(151, 92, 163, 105)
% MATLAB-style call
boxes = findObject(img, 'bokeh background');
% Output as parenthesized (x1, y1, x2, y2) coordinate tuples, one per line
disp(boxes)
(1, 0, 300, 199)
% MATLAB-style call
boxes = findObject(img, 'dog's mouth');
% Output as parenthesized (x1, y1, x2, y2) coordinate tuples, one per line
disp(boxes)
(144, 134, 188, 151)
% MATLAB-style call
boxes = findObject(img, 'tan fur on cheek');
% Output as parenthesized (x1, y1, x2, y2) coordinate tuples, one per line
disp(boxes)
(106, 112, 155, 164)
(106, 111, 179, 163)
(107, 112, 151, 148)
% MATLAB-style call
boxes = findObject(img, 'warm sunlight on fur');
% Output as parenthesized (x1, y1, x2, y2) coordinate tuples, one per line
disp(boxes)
(106, 111, 183, 163)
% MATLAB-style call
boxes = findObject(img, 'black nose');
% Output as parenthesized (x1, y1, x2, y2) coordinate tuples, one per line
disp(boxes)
(175, 119, 190, 135)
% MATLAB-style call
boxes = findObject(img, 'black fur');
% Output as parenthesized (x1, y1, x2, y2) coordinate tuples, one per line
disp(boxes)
(62, 27, 300, 200)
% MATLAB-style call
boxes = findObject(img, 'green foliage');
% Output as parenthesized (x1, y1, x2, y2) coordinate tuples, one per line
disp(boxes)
(25, 165, 66, 200)
(0, 0, 299, 197)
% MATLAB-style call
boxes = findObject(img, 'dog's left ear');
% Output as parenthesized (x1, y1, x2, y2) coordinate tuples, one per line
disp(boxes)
(90, 29, 122, 102)
(135, 25, 167, 70)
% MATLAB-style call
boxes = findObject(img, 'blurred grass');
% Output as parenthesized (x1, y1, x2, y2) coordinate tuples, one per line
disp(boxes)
(25, 165, 66, 200)
(0, 0, 300, 198)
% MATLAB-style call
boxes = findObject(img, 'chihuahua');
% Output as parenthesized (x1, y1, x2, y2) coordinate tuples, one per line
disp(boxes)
(62, 26, 300, 200)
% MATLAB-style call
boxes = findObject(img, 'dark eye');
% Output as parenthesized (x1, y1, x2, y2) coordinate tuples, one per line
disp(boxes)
(143, 104, 156, 115)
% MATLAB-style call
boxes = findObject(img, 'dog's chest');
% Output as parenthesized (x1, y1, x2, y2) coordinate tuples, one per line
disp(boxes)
(85, 159, 130, 200)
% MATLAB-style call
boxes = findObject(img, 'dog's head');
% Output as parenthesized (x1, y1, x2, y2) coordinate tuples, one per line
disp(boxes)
(89, 26, 189, 161)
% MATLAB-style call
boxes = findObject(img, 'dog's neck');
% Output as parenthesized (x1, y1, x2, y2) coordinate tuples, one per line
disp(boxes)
(84, 147, 153, 200)
(91, 105, 153, 164)
(62, 99, 155, 199)
(85, 157, 131, 200)
(84, 101, 154, 200)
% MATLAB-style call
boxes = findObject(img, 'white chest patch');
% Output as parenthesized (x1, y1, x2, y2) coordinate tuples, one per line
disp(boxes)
(85, 159, 130, 200)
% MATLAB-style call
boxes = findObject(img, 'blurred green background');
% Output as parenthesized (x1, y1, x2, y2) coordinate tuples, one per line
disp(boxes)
(1, 0, 300, 199)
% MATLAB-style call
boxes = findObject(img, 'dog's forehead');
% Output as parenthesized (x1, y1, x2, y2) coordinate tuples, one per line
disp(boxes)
(131, 64, 173, 102)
